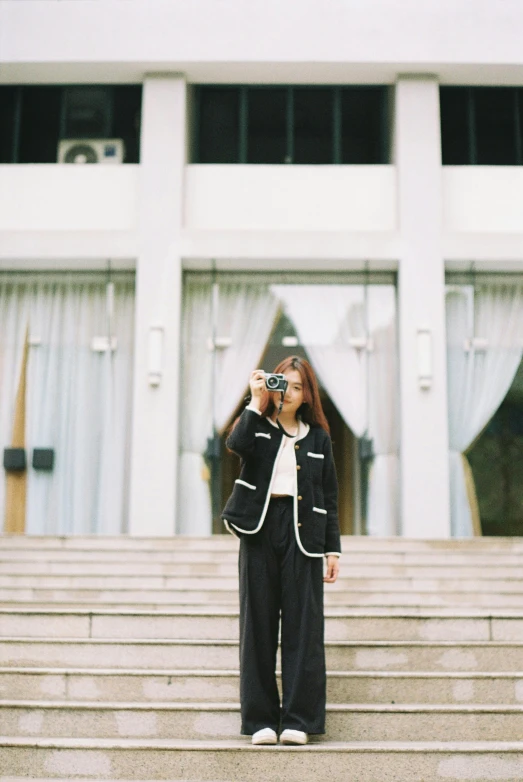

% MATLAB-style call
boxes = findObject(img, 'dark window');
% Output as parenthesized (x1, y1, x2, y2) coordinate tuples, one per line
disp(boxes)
(193, 85, 390, 164)
(112, 86, 142, 164)
(0, 86, 18, 163)
(247, 87, 287, 164)
(18, 86, 62, 163)
(441, 86, 523, 166)
(197, 87, 239, 163)
(341, 87, 388, 164)
(293, 88, 333, 164)
(2, 84, 142, 164)
(440, 87, 470, 165)
(475, 87, 516, 165)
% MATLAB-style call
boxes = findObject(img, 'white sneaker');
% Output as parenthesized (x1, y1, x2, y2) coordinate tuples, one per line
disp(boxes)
(280, 729, 308, 745)
(252, 727, 278, 745)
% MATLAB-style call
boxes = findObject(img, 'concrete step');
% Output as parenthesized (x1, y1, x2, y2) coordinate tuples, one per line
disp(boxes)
(3, 738, 523, 781)
(1, 606, 522, 641)
(6, 561, 523, 578)
(3, 700, 523, 742)
(4, 533, 523, 549)
(6, 549, 523, 565)
(4, 589, 523, 609)
(3, 668, 523, 705)
(2, 638, 523, 672)
(6, 572, 523, 592)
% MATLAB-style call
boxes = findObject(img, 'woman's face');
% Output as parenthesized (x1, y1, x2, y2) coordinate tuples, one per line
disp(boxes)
(273, 368, 304, 415)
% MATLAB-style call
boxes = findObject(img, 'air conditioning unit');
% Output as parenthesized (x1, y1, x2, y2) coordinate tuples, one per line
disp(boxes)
(57, 139, 125, 165)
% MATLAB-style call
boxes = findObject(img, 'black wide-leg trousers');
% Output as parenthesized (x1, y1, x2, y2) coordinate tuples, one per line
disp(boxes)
(238, 496, 326, 735)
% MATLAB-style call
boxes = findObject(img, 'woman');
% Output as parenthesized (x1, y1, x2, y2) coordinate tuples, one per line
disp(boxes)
(221, 356, 341, 746)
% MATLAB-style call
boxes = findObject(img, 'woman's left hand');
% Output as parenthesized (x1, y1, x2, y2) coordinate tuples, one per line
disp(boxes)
(324, 555, 339, 584)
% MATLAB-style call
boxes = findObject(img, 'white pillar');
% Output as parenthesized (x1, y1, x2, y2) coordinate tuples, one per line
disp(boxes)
(128, 74, 186, 536)
(395, 76, 451, 538)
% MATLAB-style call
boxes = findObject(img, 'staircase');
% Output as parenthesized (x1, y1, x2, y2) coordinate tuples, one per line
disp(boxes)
(1, 535, 523, 781)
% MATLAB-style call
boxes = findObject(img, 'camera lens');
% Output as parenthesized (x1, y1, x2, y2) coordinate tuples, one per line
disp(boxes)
(266, 376, 278, 389)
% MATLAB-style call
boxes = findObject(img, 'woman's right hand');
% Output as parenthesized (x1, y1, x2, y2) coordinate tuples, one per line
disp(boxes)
(249, 370, 266, 409)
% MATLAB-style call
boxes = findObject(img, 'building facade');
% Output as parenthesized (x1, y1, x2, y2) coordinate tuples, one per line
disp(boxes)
(0, 0, 522, 539)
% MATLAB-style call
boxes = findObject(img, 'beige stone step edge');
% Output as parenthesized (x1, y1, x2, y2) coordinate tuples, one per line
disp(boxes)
(4, 605, 523, 617)
(6, 599, 523, 611)
(2, 533, 523, 544)
(4, 664, 523, 678)
(3, 637, 523, 648)
(3, 666, 523, 679)
(6, 552, 523, 563)
(5, 583, 523, 594)
(4, 700, 523, 715)
(5, 575, 523, 588)
(5, 563, 523, 573)
(3, 736, 523, 750)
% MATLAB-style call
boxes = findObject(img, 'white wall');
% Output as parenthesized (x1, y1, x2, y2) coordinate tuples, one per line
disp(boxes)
(185, 166, 396, 232)
(0, 166, 139, 232)
(3, 0, 523, 84)
(4, 164, 523, 239)
(444, 168, 523, 233)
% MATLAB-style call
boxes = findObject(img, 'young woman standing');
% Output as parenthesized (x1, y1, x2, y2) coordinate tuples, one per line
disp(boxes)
(221, 356, 341, 746)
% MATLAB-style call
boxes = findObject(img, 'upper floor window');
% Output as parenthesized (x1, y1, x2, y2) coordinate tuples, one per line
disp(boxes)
(193, 85, 391, 165)
(0, 85, 142, 164)
(440, 86, 523, 165)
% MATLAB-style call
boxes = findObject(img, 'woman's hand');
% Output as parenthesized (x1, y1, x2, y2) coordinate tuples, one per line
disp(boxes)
(249, 369, 267, 410)
(324, 555, 339, 584)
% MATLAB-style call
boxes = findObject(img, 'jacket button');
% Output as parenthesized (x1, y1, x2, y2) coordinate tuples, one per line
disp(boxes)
(298, 495, 302, 501)
(296, 465, 301, 470)
(297, 523, 302, 527)
(295, 445, 299, 450)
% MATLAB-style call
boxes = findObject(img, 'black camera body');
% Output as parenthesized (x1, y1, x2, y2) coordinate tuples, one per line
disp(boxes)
(265, 373, 288, 392)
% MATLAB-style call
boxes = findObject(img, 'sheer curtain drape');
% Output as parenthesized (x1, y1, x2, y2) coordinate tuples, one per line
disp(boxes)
(366, 289, 399, 536)
(446, 283, 523, 536)
(0, 273, 135, 535)
(178, 280, 214, 535)
(178, 277, 279, 535)
(271, 284, 399, 535)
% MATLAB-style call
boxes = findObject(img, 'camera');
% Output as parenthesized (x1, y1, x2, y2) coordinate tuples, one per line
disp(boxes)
(264, 373, 288, 392)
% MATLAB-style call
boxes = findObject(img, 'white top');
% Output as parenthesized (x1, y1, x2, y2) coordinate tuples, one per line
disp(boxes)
(267, 418, 307, 496)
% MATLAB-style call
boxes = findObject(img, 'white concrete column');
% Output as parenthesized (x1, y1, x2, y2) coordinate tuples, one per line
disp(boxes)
(395, 76, 451, 538)
(128, 74, 186, 536)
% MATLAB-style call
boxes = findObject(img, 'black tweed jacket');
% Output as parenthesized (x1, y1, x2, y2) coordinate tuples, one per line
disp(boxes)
(221, 407, 342, 558)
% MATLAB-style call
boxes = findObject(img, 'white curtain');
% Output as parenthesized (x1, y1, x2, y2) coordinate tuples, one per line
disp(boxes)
(447, 283, 523, 536)
(177, 277, 279, 535)
(271, 284, 399, 535)
(366, 288, 399, 536)
(271, 285, 368, 434)
(177, 279, 214, 535)
(0, 273, 135, 535)
(214, 282, 280, 432)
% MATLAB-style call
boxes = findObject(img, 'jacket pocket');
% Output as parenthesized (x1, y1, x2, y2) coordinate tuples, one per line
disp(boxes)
(307, 452, 324, 459)
(312, 506, 327, 515)
(235, 479, 257, 490)
(255, 432, 271, 439)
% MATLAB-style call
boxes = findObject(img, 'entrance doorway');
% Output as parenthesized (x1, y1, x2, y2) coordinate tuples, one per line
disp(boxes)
(468, 358, 523, 536)
(219, 312, 358, 535)
(178, 271, 398, 537)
